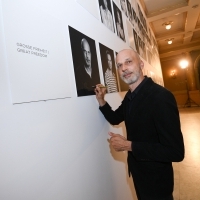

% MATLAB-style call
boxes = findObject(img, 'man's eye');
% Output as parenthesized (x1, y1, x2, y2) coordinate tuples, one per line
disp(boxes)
(117, 64, 122, 68)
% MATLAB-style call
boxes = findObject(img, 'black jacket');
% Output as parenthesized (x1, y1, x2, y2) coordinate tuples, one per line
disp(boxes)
(100, 77, 184, 199)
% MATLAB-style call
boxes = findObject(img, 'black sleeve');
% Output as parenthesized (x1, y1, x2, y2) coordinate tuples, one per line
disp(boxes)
(132, 91, 185, 162)
(99, 102, 125, 125)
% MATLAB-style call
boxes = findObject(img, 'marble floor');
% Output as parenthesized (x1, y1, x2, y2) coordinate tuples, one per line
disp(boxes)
(173, 107, 200, 200)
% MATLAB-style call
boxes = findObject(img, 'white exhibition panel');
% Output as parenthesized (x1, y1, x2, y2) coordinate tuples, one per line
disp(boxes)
(2, 0, 71, 103)
(0, 0, 163, 200)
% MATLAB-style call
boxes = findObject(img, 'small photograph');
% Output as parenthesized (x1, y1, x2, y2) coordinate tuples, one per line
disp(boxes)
(133, 28, 139, 54)
(113, 2, 126, 42)
(120, 0, 128, 17)
(98, 0, 115, 33)
(138, 36, 144, 58)
(99, 43, 119, 93)
(115, 51, 129, 91)
(126, 19, 135, 50)
(140, 39, 147, 61)
(137, 4, 143, 23)
(131, 7, 137, 28)
(126, 0, 132, 22)
(68, 26, 100, 97)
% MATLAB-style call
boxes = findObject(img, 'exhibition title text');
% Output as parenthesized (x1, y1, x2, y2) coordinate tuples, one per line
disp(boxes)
(16, 43, 49, 58)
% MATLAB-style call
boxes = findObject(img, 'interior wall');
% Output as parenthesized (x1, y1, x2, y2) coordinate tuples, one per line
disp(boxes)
(0, 0, 163, 200)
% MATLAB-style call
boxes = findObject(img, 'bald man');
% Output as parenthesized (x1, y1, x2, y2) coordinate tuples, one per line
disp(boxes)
(95, 49, 184, 200)
(75, 38, 100, 96)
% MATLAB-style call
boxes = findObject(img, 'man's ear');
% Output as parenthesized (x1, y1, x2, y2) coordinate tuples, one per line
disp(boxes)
(140, 61, 144, 69)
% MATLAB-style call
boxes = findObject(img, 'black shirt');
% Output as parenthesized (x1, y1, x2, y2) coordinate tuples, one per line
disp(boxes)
(126, 76, 148, 113)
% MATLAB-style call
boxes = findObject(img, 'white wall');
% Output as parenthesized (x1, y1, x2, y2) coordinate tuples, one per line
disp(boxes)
(0, 0, 162, 199)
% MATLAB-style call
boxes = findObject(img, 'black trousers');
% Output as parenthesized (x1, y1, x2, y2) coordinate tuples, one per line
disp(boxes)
(136, 194, 173, 200)
(133, 180, 174, 200)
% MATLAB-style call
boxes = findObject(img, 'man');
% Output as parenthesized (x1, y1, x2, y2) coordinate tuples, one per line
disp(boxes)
(75, 38, 99, 96)
(104, 50, 118, 93)
(95, 49, 184, 200)
(99, 0, 115, 32)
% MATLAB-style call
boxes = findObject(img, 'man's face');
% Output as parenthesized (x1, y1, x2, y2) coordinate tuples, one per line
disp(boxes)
(116, 50, 143, 85)
(103, 0, 108, 9)
(107, 53, 112, 70)
(82, 40, 91, 67)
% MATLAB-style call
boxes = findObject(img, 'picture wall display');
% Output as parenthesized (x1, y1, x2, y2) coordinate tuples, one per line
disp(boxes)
(98, 0, 115, 33)
(113, 2, 126, 42)
(99, 43, 119, 93)
(68, 26, 100, 97)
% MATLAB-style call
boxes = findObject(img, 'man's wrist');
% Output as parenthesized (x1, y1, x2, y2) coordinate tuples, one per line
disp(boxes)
(99, 99, 106, 107)
(125, 141, 132, 151)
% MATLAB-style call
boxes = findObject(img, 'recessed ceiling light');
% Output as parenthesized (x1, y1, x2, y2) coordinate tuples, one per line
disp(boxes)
(165, 38, 174, 44)
(162, 21, 173, 30)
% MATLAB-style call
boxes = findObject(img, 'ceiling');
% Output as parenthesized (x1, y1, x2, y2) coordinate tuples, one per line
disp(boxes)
(139, 0, 200, 61)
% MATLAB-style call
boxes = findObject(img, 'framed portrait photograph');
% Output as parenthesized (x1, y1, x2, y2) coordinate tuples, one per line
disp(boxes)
(68, 26, 100, 97)
(120, 0, 128, 17)
(113, 1, 126, 42)
(98, 0, 115, 33)
(114, 51, 129, 92)
(99, 43, 119, 93)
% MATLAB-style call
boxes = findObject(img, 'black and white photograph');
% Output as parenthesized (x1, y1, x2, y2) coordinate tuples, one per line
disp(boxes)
(98, 0, 115, 33)
(115, 52, 129, 91)
(113, 2, 126, 42)
(120, 0, 128, 17)
(99, 43, 119, 93)
(140, 38, 147, 61)
(126, 19, 135, 50)
(68, 26, 100, 97)
(133, 28, 139, 54)
(131, 7, 137, 28)
(126, 0, 132, 22)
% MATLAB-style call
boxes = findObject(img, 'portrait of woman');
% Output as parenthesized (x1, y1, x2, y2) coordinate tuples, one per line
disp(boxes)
(113, 2, 125, 42)
(99, 0, 115, 32)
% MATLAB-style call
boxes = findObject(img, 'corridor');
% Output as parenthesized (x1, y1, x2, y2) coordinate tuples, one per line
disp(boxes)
(173, 107, 200, 200)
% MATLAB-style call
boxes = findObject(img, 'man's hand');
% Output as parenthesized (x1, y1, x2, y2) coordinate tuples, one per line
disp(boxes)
(94, 84, 107, 107)
(108, 132, 132, 152)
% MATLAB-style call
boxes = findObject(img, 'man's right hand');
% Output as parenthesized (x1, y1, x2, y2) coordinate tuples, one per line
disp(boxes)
(94, 84, 107, 107)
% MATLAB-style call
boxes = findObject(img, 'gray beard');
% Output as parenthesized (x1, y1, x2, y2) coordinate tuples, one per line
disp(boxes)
(120, 71, 140, 85)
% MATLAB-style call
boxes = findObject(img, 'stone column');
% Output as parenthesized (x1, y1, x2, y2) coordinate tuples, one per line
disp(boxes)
(185, 52, 197, 91)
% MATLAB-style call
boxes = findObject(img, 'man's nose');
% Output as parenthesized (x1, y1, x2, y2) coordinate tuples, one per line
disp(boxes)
(121, 64, 127, 71)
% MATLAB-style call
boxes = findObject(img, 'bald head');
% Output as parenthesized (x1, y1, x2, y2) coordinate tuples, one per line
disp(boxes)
(116, 49, 141, 64)
(81, 38, 91, 67)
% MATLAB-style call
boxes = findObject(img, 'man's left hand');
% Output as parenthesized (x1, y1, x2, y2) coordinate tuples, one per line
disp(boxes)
(108, 132, 132, 152)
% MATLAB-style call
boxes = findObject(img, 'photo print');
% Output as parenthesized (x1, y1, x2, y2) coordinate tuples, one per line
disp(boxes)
(126, 19, 135, 50)
(68, 26, 100, 97)
(126, 0, 132, 22)
(99, 43, 119, 93)
(133, 28, 139, 54)
(120, 0, 128, 17)
(140, 39, 147, 61)
(114, 52, 129, 92)
(131, 6, 137, 27)
(113, 1, 126, 42)
(98, 0, 115, 33)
